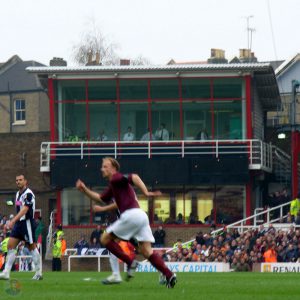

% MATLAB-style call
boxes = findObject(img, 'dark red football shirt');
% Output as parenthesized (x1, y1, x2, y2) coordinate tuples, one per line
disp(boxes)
(100, 172, 140, 214)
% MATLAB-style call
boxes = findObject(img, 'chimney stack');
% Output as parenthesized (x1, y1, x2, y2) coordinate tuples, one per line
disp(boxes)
(49, 57, 67, 66)
(239, 49, 257, 62)
(95, 52, 100, 65)
(207, 49, 228, 64)
(87, 51, 93, 65)
(120, 59, 130, 66)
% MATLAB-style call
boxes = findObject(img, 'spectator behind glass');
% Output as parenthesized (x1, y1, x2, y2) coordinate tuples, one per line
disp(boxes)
(74, 234, 89, 255)
(175, 213, 184, 224)
(123, 126, 135, 141)
(196, 128, 208, 140)
(97, 130, 108, 141)
(155, 123, 169, 141)
(141, 128, 155, 141)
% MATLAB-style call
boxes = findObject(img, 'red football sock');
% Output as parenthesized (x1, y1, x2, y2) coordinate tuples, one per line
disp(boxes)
(148, 253, 173, 279)
(106, 240, 133, 265)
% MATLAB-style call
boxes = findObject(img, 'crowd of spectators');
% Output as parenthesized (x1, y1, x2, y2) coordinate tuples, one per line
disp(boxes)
(161, 224, 300, 271)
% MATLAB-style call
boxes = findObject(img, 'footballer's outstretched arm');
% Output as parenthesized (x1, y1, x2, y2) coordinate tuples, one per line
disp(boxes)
(76, 179, 103, 203)
(131, 174, 162, 197)
(93, 202, 118, 213)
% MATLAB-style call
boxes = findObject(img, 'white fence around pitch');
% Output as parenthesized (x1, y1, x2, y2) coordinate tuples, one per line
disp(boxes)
(67, 248, 110, 272)
(15, 254, 42, 273)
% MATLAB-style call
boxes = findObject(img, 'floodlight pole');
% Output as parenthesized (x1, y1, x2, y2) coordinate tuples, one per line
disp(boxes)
(290, 80, 300, 198)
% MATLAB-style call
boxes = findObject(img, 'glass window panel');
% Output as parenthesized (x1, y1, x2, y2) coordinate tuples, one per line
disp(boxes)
(181, 78, 210, 99)
(90, 102, 118, 141)
(21, 111, 26, 120)
(62, 189, 90, 225)
(138, 199, 149, 214)
(61, 102, 87, 141)
(58, 80, 86, 101)
(15, 100, 21, 110)
(215, 185, 244, 224)
(213, 78, 242, 98)
(213, 100, 244, 140)
(150, 79, 179, 99)
(20, 100, 25, 109)
(197, 200, 213, 224)
(175, 194, 191, 223)
(120, 102, 148, 141)
(119, 79, 148, 100)
(182, 101, 211, 140)
(16, 111, 21, 120)
(152, 102, 180, 140)
(154, 198, 170, 222)
(88, 80, 117, 101)
(185, 189, 214, 223)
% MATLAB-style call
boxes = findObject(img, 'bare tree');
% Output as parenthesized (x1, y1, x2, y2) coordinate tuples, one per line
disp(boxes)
(72, 21, 120, 66)
(130, 55, 152, 66)
(72, 19, 151, 66)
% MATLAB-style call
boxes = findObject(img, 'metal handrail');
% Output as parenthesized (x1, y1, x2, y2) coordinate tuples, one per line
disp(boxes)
(165, 201, 293, 255)
(40, 139, 272, 172)
(211, 201, 292, 236)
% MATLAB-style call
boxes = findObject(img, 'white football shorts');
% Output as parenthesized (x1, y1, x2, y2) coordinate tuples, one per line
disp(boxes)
(106, 208, 155, 243)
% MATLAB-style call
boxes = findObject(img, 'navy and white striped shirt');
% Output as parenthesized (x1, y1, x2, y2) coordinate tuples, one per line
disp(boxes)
(15, 188, 35, 221)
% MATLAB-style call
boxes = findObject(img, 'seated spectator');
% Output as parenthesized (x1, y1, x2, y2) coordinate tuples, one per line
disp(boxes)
(90, 237, 101, 249)
(155, 123, 169, 141)
(196, 128, 208, 140)
(123, 126, 135, 141)
(96, 130, 108, 141)
(153, 213, 163, 224)
(141, 128, 155, 141)
(285, 243, 298, 262)
(188, 213, 196, 224)
(176, 213, 184, 224)
(195, 232, 205, 246)
(235, 258, 251, 272)
(74, 234, 89, 255)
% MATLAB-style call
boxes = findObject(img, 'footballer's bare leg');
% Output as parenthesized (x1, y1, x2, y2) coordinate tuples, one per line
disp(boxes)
(139, 241, 176, 287)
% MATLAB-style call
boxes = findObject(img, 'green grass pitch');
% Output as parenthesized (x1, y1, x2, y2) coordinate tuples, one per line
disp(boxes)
(1, 272, 300, 300)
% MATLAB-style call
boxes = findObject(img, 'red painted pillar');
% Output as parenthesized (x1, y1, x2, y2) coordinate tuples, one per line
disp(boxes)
(291, 131, 299, 198)
(48, 78, 55, 141)
(56, 190, 62, 226)
(245, 76, 252, 139)
(245, 75, 252, 224)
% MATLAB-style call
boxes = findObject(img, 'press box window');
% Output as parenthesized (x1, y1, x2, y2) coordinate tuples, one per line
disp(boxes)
(14, 99, 26, 124)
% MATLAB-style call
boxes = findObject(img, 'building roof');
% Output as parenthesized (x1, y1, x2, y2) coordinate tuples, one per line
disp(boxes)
(275, 53, 300, 77)
(0, 55, 45, 93)
(27, 62, 280, 111)
(27, 62, 273, 74)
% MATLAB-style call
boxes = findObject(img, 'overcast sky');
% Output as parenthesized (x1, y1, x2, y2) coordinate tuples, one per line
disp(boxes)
(1, 0, 299, 66)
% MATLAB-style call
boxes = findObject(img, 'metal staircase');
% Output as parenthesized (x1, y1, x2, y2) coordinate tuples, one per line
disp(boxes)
(271, 145, 291, 184)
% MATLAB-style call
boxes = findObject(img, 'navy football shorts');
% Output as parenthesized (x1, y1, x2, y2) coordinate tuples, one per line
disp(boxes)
(10, 219, 37, 244)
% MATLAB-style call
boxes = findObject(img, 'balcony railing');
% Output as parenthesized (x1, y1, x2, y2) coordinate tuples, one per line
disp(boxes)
(40, 139, 272, 172)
